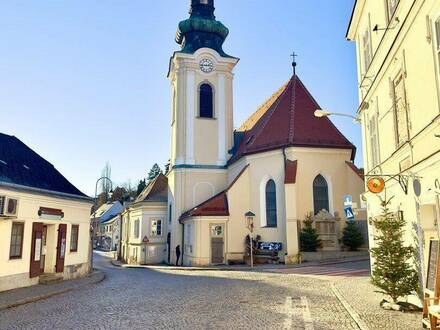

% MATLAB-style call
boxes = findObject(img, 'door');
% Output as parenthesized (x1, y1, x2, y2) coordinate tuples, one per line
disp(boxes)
(30, 222, 44, 278)
(211, 224, 224, 264)
(167, 232, 171, 264)
(56, 224, 67, 273)
(40, 226, 47, 272)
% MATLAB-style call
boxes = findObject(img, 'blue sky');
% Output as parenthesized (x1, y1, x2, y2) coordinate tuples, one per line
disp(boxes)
(0, 0, 360, 196)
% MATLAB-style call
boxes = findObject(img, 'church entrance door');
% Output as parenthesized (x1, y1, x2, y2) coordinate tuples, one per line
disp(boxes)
(210, 224, 224, 264)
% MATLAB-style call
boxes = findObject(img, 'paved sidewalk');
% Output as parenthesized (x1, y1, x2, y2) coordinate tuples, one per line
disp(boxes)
(334, 276, 421, 330)
(111, 256, 370, 272)
(0, 270, 105, 311)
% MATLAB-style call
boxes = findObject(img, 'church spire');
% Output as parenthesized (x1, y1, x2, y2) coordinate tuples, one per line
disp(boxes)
(189, 0, 215, 19)
(175, 0, 230, 57)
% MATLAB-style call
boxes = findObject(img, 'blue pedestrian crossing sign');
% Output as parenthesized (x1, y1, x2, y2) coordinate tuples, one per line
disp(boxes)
(344, 207, 355, 220)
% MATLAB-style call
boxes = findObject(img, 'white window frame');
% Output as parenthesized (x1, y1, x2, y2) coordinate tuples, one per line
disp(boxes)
(151, 219, 163, 237)
(434, 16, 440, 75)
(386, 0, 400, 21)
(362, 27, 372, 73)
(133, 219, 140, 238)
(392, 72, 409, 146)
(368, 113, 380, 169)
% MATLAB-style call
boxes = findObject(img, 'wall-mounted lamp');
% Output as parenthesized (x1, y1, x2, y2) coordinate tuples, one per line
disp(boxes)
(373, 17, 400, 32)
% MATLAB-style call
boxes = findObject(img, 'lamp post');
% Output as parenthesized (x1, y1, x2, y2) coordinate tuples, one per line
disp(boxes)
(89, 176, 113, 273)
(314, 109, 361, 123)
(245, 211, 255, 270)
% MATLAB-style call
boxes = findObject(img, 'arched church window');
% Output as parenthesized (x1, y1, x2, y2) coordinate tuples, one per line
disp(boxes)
(199, 83, 214, 118)
(313, 175, 329, 215)
(265, 179, 277, 227)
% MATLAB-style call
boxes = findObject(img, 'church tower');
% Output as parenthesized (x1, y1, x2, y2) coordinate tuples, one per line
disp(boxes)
(167, 0, 238, 264)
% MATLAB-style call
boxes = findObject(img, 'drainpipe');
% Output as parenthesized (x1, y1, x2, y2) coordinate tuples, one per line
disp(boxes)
(181, 222, 185, 266)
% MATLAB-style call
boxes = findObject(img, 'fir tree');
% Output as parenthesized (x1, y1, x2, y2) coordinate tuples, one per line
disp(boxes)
(147, 163, 163, 182)
(136, 179, 146, 196)
(342, 221, 364, 251)
(370, 197, 419, 303)
(164, 159, 171, 175)
(300, 213, 322, 252)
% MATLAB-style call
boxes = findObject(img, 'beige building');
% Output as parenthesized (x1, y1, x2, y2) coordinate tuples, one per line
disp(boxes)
(162, 0, 366, 266)
(347, 0, 440, 295)
(120, 174, 168, 264)
(0, 133, 93, 292)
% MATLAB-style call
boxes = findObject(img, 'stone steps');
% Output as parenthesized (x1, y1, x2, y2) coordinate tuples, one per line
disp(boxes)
(39, 274, 63, 285)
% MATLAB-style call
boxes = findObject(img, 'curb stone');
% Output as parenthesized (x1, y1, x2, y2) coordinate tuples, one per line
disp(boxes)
(0, 271, 105, 311)
(331, 282, 370, 330)
(110, 257, 369, 272)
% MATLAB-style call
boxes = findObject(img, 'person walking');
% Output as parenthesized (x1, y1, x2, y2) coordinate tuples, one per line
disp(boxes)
(176, 245, 181, 266)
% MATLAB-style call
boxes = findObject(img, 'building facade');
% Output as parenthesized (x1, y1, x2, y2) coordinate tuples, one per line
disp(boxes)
(162, 0, 366, 266)
(0, 133, 93, 292)
(120, 174, 168, 264)
(98, 214, 121, 252)
(91, 201, 123, 249)
(347, 0, 440, 296)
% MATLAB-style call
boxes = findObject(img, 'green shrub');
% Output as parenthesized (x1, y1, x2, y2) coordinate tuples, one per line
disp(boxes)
(342, 221, 364, 251)
(300, 213, 322, 252)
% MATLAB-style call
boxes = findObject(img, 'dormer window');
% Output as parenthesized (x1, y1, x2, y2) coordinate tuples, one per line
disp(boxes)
(199, 83, 214, 118)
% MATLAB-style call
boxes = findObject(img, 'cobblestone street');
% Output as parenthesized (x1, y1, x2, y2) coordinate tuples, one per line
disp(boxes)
(0, 253, 420, 330)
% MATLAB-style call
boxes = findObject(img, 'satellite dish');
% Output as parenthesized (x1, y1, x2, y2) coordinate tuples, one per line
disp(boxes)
(413, 179, 422, 197)
(367, 177, 385, 194)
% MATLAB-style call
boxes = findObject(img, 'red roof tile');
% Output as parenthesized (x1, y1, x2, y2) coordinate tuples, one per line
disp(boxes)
(229, 75, 356, 164)
(345, 161, 364, 180)
(180, 192, 229, 221)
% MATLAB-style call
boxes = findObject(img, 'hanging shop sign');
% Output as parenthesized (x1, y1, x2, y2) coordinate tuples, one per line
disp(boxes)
(38, 207, 64, 220)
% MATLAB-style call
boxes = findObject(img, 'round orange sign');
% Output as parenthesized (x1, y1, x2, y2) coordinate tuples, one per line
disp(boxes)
(367, 177, 385, 194)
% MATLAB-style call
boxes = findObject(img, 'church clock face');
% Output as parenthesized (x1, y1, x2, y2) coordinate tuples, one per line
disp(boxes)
(199, 58, 214, 73)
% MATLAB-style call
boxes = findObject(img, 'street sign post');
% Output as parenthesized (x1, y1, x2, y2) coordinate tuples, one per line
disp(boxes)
(344, 207, 355, 220)
(343, 195, 355, 220)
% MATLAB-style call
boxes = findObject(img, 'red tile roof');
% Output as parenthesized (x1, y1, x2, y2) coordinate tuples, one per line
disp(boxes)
(229, 75, 356, 164)
(179, 191, 229, 220)
(284, 160, 298, 184)
(345, 161, 364, 180)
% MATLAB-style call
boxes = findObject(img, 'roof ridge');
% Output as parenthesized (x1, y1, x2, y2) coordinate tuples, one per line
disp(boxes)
(288, 75, 297, 144)
(247, 78, 293, 149)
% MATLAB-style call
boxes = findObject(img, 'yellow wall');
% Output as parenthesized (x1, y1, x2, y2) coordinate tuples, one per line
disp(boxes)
(0, 187, 92, 290)
(348, 0, 440, 295)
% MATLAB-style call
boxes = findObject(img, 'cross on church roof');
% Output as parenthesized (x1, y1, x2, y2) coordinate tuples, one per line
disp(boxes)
(291, 52, 298, 75)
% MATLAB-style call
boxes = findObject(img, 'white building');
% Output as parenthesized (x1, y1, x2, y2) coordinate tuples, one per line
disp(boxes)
(91, 201, 123, 248)
(0, 133, 93, 291)
(120, 174, 168, 264)
(347, 0, 440, 302)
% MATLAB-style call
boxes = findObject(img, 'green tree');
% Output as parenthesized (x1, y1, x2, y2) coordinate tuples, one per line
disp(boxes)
(164, 159, 171, 175)
(370, 197, 419, 303)
(342, 221, 364, 251)
(136, 179, 146, 196)
(147, 163, 162, 182)
(300, 213, 322, 252)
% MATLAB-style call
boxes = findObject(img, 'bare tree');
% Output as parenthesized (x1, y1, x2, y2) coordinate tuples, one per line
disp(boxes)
(100, 162, 112, 195)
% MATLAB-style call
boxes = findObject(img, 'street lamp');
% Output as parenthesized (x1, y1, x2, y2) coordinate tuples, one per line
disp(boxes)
(314, 109, 361, 123)
(245, 211, 255, 270)
(89, 176, 113, 273)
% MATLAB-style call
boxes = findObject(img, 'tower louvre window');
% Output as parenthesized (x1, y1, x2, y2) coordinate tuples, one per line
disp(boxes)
(199, 83, 214, 118)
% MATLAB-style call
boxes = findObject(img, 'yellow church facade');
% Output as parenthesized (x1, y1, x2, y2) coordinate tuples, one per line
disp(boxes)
(162, 0, 366, 266)
(347, 0, 440, 294)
